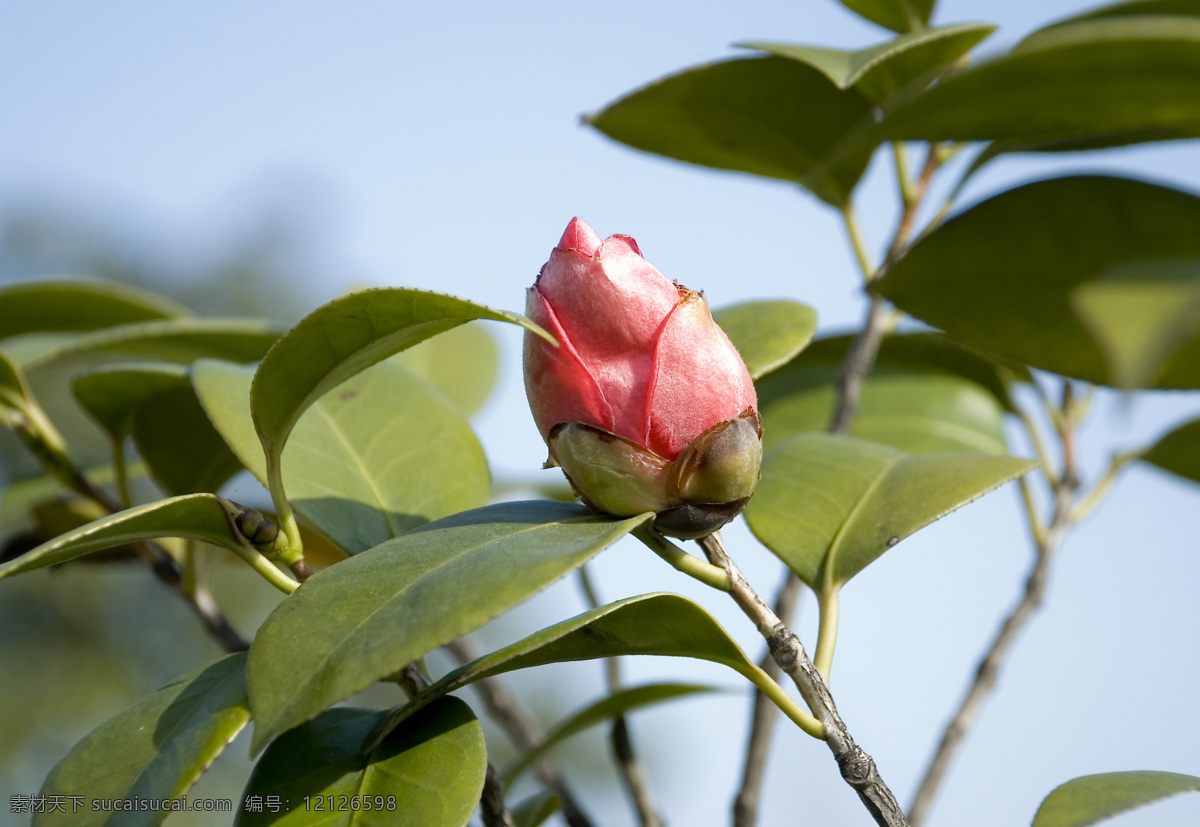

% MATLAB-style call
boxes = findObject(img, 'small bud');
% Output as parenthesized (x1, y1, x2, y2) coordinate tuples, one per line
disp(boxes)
(524, 219, 762, 538)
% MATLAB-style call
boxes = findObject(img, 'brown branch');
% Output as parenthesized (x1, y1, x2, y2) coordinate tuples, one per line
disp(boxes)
(700, 532, 908, 827)
(480, 763, 516, 827)
(907, 384, 1083, 825)
(445, 637, 595, 827)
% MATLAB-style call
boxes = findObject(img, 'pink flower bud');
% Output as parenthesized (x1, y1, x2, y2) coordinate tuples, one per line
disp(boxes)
(524, 218, 761, 538)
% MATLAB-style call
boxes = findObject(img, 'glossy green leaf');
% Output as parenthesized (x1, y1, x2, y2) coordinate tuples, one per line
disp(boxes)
(837, 0, 935, 33)
(0, 493, 246, 578)
(1032, 771, 1200, 827)
(238, 699, 485, 827)
(511, 793, 561, 827)
(22, 317, 282, 370)
(756, 334, 1011, 456)
(713, 300, 817, 380)
(35, 653, 249, 827)
(878, 17, 1200, 145)
(504, 682, 717, 785)
(194, 358, 490, 554)
(249, 288, 549, 478)
(745, 434, 1034, 588)
(586, 56, 878, 208)
(372, 593, 816, 749)
(1141, 417, 1200, 484)
(391, 322, 499, 417)
(741, 23, 994, 102)
(876, 176, 1200, 388)
(246, 502, 652, 753)
(133, 385, 245, 496)
(0, 278, 186, 342)
(1050, 0, 1200, 26)
(71, 363, 190, 441)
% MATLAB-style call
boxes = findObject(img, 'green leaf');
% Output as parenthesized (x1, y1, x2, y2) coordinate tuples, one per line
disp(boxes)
(133, 384, 246, 496)
(246, 502, 652, 753)
(875, 176, 1200, 388)
(756, 334, 1011, 456)
(1032, 771, 1200, 827)
(0, 278, 186, 342)
(586, 56, 878, 208)
(878, 17, 1200, 145)
(511, 793, 561, 827)
(71, 363, 190, 442)
(713, 300, 817, 380)
(0, 493, 247, 578)
(391, 322, 499, 417)
(237, 698, 485, 827)
(249, 288, 550, 479)
(194, 358, 490, 554)
(0, 347, 32, 418)
(1070, 260, 1200, 388)
(745, 433, 1034, 589)
(504, 682, 717, 786)
(837, 0, 935, 33)
(1141, 417, 1200, 484)
(741, 23, 995, 102)
(373, 593, 808, 746)
(22, 317, 283, 370)
(35, 653, 249, 827)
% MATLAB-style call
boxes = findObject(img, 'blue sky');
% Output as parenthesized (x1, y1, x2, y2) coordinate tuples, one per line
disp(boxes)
(2, 1, 1199, 825)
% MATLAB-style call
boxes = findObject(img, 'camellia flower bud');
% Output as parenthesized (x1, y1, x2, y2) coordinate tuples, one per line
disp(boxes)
(524, 217, 761, 539)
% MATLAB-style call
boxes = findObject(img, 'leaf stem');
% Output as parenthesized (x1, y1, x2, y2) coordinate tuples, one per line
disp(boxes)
(814, 586, 840, 679)
(265, 458, 304, 565)
(634, 527, 730, 591)
(892, 142, 916, 207)
(840, 204, 876, 281)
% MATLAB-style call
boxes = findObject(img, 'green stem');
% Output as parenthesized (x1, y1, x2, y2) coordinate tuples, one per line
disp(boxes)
(1071, 451, 1136, 524)
(230, 538, 301, 595)
(113, 436, 133, 510)
(634, 528, 729, 591)
(1016, 406, 1058, 486)
(892, 142, 916, 207)
(265, 458, 304, 565)
(1017, 474, 1047, 548)
(813, 586, 840, 679)
(737, 662, 825, 740)
(840, 204, 875, 281)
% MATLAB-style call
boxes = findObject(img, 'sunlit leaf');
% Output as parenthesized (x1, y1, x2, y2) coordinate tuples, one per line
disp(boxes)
(238, 699, 485, 827)
(875, 176, 1200, 388)
(22, 318, 282, 370)
(35, 653, 249, 827)
(194, 358, 490, 554)
(503, 683, 717, 785)
(713, 300, 818, 380)
(741, 23, 994, 102)
(246, 502, 652, 753)
(0, 278, 186, 342)
(756, 334, 1011, 455)
(0, 493, 247, 578)
(1032, 771, 1200, 827)
(878, 17, 1200, 145)
(391, 322, 499, 417)
(745, 433, 1034, 589)
(248, 288, 550, 482)
(1141, 417, 1200, 485)
(586, 56, 877, 208)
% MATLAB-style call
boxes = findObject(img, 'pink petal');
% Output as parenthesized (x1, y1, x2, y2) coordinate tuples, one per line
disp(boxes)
(643, 291, 758, 459)
(556, 217, 602, 256)
(523, 287, 614, 438)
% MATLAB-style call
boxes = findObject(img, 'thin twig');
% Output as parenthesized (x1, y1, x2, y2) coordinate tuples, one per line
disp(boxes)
(906, 386, 1084, 825)
(445, 637, 595, 827)
(578, 567, 664, 827)
(480, 763, 517, 827)
(699, 531, 909, 827)
(733, 569, 803, 827)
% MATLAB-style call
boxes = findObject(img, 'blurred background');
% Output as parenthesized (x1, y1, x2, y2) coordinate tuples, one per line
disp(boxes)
(1, 1, 1198, 825)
